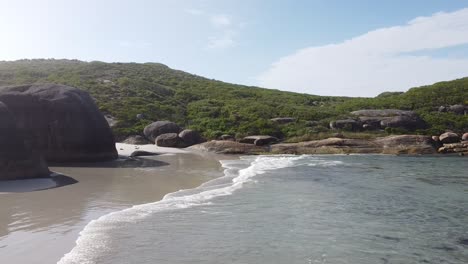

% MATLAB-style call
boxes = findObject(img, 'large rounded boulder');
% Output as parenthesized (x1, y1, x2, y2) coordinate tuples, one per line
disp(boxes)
(0, 101, 49, 180)
(143, 121, 181, 142)
(439, 132, 460, 144)
(179, 129, 204, 147)
(155, 133, 183, 148)
(0, 84, 118, 162)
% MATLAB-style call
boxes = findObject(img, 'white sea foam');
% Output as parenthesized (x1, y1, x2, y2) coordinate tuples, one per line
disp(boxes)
(57, 155, 343, 264)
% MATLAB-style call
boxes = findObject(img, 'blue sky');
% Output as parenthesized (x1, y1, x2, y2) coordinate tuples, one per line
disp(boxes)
(1, 0, 468, 96)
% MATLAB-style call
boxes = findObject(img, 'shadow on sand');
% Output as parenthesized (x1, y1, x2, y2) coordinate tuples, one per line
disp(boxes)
(0, 173, 78, 193)
(48, 156, 170, 169)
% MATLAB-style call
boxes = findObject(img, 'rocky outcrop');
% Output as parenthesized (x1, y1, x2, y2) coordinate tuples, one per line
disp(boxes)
(155, 133, 183, 148)
(122, 135, 152, 145)
(189, 140, 268, 154)
(239, 135, 279, 146)
(374, 135, 436, 154)
(219, 134, 235, 141)
(330, 119, 361, 131)
(270, 117, 296, 124)
(271, 138, 381, 154)
(0, 84, 117, 162)
(438, 142, 468, 155)
(351, 109, 416, 117)
(179, 129, 204, 146)
(0, 101, 50, 180)
(143, 121, 181, 142)
(439, 132, 460, 144)
(380, 115, 425, 130)
(438, 105, 467, 115)
(350, 109, 425, 130)
(193, 135, 438, 155)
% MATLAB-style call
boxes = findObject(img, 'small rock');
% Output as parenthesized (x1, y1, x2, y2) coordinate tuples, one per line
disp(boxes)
(462, 133, 468, 141)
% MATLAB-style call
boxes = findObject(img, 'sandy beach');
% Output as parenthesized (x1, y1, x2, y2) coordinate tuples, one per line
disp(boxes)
(0, 144, 228, 264)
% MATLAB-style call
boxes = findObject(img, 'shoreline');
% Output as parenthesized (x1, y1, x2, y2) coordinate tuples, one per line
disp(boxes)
(0, 145, 231, 264)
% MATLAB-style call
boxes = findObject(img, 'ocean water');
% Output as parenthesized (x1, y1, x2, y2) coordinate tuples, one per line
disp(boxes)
(59, 155, 468, 264)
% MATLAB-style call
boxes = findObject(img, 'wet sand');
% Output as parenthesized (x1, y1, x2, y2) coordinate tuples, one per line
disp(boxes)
(0, 147, 227, 264)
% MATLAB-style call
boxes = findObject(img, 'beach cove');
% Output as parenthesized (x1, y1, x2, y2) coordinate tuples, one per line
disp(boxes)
(0, 144, 229, 264)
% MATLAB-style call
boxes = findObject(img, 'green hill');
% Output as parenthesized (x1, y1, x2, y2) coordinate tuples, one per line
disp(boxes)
(0, 59, 466, 140)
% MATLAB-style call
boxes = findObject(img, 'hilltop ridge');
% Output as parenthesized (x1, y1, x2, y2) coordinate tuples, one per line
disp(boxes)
(0, 59, 466, 140)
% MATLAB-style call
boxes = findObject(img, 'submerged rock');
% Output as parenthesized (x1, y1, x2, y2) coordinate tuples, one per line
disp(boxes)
(0, 101, 49, 180)
(0, 84, 117, 162)
(143, 121, 181, 142)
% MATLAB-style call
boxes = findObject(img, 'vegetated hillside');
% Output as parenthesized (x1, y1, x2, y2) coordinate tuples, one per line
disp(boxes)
(0, 59, 466, 140)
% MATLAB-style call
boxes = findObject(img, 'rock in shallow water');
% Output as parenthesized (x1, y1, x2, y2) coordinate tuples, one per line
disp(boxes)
(0, 84, 118, 162)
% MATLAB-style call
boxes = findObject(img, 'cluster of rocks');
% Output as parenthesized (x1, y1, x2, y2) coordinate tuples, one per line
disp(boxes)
(331, 109, 425, 131)
(0, 84, 118, 180)
(435, 132, 468, 155)
(140, 121, 205, 148)
(192, 135, 439, 155)
(437, 105, 467, 115)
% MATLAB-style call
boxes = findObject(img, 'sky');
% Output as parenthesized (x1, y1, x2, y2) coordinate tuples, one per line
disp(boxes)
(1, 0, 468, 97)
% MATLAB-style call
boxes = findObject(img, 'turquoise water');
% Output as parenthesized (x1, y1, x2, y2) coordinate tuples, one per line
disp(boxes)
(60, 155, 468, 264)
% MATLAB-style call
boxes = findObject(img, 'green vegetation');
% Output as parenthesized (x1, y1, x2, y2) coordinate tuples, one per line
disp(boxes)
(0, 59, 466, 140)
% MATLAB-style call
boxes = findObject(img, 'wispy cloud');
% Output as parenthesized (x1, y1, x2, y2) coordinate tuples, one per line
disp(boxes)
(208, 30, 236, 49)
(257, 8, 468, 97)
(185, 9, 240, 50)
(210, 14, 232, 28)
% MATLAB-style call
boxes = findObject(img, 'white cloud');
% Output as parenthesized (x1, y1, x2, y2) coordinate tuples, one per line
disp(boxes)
(207, 30, 236, 49)
(210, 14, 232, 28)
(257, 8, 468, 97)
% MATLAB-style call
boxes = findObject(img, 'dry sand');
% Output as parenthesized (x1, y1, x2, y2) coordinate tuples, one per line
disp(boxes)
(0, 145, 230, 264)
